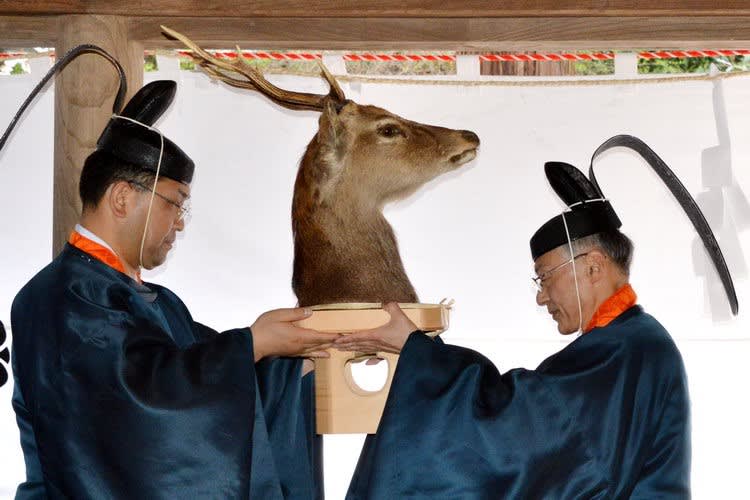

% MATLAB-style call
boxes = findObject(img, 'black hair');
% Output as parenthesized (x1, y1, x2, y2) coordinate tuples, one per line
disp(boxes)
(78, 150, 155, 210)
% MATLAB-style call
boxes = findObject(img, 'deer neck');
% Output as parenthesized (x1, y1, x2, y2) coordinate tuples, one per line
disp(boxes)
(292, 155, 418, 305)
(322, 189, 391, 246)
(294, 168, 397, 253)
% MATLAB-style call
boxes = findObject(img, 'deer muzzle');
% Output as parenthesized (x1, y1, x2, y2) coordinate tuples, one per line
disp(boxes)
(450, 130, 480, 165)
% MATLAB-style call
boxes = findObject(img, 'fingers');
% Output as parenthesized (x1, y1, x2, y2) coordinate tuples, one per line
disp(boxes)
(380, 302, 418, 333)
(346, 356, 385, 365)
(382, 302, 410, 325)
(301, 359, 315, 377)
(383, 302, 403, 316)
(333, 329, 396, 353)
(296, 329, 341, 345)
(262, 307, 313, 323)
(254, 304, 413, 359)
(334, 330, 373, 344)
(334, 327, 389, 345)
(303, 350, 330, 359)
(336, 343, 400, 355)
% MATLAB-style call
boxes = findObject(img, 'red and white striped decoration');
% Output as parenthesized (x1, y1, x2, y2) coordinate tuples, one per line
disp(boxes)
(175, 50, 321, 61)
(175, 51, 454, 62)
(343, 54, 454, 62)
(638, 49, 750, 60)
(480, 52, 613, 62)
(0, 52, 32, 60)
(4, 49, 750, 62)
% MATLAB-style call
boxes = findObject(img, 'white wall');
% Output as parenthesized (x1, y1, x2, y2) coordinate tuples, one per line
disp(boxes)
(0, 58, 55, 497)
(1, 58, 748, 499)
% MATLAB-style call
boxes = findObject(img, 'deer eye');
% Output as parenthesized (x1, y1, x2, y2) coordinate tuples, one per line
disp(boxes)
(378, 124, 403, 138)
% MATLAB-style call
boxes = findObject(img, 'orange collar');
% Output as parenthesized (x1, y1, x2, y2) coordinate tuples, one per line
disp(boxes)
(69, 230, 141, 283)
(584, 284, 637, 333)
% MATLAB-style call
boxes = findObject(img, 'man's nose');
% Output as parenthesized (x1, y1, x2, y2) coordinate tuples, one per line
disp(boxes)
(536, 287, 548, 306)
(174, 216, 185, 232)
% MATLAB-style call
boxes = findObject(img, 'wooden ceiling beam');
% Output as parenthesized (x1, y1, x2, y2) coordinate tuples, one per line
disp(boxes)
(3, 15, 750, 51)
(141, 17, 750, 51)
(1, 1, 750, 18)
(0, 16, 57, 46)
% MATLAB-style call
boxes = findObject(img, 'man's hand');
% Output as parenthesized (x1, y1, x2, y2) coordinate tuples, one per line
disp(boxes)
(333, 302, 418, 355)
(251, 307, 340, 362)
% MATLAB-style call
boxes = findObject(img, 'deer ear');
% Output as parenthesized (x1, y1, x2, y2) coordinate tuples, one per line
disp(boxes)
(317, 98, 346, 163)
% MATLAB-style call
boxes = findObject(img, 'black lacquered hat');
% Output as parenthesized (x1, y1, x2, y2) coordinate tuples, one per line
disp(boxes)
(96, 80, 194, 184)
(530, 161, 621, 260)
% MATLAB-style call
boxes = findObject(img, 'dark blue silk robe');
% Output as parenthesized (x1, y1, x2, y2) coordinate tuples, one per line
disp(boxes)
(348, 306, 690, 499)
(11, 244, 320, 499)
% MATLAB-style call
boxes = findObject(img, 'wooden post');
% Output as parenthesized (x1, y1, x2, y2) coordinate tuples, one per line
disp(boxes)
(53, 15, 143, 255)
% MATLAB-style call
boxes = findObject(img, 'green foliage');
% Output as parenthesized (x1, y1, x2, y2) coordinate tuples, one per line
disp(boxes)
(345, 60, 455, 76)
(179, 58, 196, 71)
(638, 55, 750, 74)
(573, 59, 614, 75)
(239, 58, 320, 75)
(144, 54, 158, 72)
(558, 54, 750, 76)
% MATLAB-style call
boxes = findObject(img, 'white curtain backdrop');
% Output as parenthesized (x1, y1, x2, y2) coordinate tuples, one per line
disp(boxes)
(1, 56, 748, 499)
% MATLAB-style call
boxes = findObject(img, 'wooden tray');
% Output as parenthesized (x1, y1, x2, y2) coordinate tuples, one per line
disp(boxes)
(296, 302, 448, 334)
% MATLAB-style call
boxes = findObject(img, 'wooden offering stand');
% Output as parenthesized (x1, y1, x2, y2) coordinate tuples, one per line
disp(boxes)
(296, 303, 449, 434)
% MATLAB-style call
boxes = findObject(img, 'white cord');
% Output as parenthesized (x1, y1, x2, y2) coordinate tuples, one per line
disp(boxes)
(560, 211, 584, 335)
(111, 115, 164, 272)
(560, 197, 609, 335)
(565, 197, 608, 210)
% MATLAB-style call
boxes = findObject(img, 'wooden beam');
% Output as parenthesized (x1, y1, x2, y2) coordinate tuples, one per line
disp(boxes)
(4, 15, 750, 50)
(1, 1, 750, 18)
(53, 15, 143, 255)
(139, 17, 750, 51)
(0, 16, 57, 46)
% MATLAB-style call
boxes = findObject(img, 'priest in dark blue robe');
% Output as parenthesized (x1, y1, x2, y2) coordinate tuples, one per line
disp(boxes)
(8, 78, 335, 499)
(338, 160, 691, 498)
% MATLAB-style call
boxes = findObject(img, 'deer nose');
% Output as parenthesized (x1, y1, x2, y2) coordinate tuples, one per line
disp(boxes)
(461, 130, 480, 146)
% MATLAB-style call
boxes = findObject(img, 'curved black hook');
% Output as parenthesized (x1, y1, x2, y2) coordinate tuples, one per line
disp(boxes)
(0, 44, 127, 154)
(589, 134, 738, 316)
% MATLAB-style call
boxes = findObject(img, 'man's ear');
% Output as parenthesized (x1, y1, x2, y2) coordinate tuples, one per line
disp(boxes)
(108, 181, 134, 218)
(586, 250, 607, 283)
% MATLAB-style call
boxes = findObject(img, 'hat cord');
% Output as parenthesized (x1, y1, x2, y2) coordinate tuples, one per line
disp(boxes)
(110, 114, 164, 273)
(561, 210, 584, 335)
(566, 197, 608, 210)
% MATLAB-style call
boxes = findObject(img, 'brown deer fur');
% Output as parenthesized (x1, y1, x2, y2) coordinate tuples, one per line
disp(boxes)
(292, 99, 479, 306)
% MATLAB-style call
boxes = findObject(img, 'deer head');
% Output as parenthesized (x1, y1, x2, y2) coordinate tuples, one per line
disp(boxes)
(163, 27, 480, 306)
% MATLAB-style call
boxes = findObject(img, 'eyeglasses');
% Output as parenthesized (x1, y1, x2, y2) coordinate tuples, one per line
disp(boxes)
(129, 181, 191, 221)
(532, 252, 589, 293)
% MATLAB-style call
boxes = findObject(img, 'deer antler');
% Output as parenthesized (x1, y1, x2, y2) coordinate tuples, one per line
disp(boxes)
(161, 25, 346, 111)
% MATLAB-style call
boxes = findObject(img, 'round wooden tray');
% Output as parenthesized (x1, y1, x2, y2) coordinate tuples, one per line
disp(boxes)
(295, 302, 450, 336)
